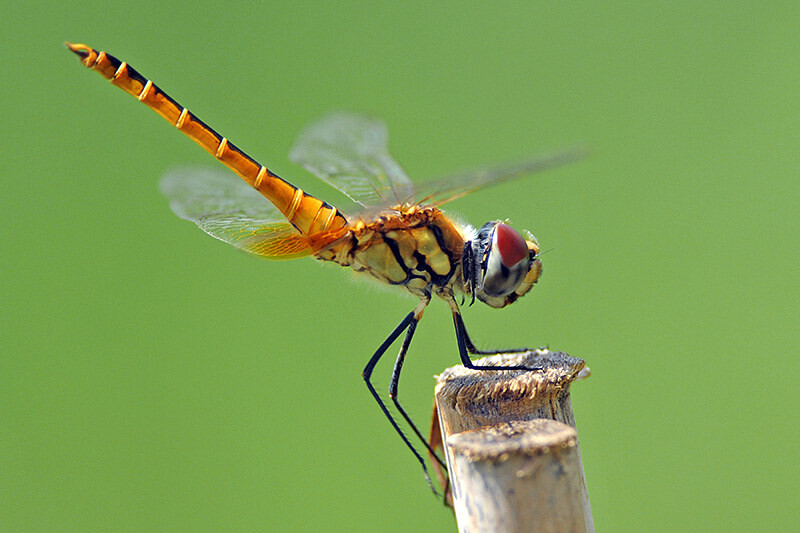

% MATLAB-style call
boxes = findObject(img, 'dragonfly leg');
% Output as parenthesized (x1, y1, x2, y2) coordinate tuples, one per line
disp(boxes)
(451, 305, 542, 372)
(456, 312, 541, 356)
(388, 301, 447, 469)
(362, 307, 438, 493)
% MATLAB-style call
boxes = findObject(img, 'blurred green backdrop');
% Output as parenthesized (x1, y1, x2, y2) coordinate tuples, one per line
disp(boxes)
(3, 2, 799, 531)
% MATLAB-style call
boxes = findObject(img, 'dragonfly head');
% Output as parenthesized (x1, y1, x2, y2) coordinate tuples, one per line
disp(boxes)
(463, 222, 542, 308)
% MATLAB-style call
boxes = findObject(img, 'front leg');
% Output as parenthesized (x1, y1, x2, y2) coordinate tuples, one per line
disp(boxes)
(455, 312, 543, 356)
(449, 301, 542, 371)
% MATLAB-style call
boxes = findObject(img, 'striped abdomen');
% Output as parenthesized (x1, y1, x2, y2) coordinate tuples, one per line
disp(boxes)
(66, 43, 347, 237)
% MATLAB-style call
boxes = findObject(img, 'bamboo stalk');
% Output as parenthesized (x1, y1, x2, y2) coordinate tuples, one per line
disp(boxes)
(434, 349, 592, 533)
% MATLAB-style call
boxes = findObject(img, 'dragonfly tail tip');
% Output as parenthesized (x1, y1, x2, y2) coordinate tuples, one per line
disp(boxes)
(65, 41, 91, 59)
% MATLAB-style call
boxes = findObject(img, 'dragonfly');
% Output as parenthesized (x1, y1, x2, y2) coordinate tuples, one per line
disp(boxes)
(67, 42, 583, 491)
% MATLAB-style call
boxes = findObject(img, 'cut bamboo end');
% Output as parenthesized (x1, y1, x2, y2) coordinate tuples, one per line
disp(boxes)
(435, 349, 586, 435)
(434, 349, 593, 533)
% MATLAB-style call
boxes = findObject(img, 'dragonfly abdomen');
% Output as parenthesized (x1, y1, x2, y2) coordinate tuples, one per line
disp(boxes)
(67, 43, 348, 237)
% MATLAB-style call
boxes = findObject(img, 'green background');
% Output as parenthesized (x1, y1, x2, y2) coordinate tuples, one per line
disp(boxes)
(3, 2, 799, 531)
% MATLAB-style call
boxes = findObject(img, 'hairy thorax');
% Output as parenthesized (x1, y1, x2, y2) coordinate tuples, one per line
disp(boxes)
(316, 205, 468, 299)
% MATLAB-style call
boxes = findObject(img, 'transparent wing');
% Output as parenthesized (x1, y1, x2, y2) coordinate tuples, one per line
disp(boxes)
(160, 167, 313, 260)
(289, 112, 413, 207)
(414, 146, 590, 207)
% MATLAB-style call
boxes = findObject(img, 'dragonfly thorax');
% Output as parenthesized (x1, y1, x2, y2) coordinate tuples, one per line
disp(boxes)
(462, 222, 542, 308)
(324, 206, 467, 299)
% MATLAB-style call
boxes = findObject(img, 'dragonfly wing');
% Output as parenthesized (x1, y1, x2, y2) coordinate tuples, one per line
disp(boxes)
(414, 146, 589, 207)
(160, 167, 313, 260)
(289, 112, 413, 207)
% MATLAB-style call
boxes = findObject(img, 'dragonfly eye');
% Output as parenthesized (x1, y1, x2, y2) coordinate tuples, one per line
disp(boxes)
(463, 222, 541, 308)
(481, 223, 531, 298)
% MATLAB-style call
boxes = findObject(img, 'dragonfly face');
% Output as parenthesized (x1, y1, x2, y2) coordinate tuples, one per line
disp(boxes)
(463, 221, 542, 309)
(67, 42, 582, 495)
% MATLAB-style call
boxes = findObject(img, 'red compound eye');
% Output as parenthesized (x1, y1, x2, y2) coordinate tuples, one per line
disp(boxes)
(495, 223, 528, 267)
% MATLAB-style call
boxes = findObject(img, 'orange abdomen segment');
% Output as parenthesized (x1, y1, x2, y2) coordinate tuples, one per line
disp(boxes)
(67, 43, 347, 237)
